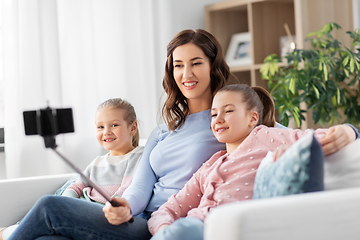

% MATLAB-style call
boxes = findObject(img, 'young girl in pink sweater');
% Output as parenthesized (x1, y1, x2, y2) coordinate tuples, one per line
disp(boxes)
(148, 84, 356, 240)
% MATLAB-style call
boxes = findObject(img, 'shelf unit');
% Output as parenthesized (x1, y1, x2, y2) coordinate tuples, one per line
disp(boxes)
(205, 0, 354, 128)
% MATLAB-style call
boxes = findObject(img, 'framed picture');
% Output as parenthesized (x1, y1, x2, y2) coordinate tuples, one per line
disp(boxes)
(225, 32, 252, 67)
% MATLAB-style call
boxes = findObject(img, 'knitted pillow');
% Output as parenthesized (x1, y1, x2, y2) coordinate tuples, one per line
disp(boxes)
(253, 131, 324, 199)
(54, 174, 78, 195)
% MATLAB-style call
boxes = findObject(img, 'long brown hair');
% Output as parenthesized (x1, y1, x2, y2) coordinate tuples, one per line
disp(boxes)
(162, 29, 230, 131)
(97, 98, 140, 147)
(217, 84, 276, 127)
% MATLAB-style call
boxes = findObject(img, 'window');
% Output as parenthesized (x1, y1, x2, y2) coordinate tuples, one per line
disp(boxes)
(0, 1, 4, 152)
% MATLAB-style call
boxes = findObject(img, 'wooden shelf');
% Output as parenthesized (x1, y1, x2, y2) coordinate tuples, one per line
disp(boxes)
(205, 0, 354, 129)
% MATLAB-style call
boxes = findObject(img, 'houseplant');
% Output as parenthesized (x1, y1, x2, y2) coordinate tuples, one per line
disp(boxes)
(260, 22, 360, 129)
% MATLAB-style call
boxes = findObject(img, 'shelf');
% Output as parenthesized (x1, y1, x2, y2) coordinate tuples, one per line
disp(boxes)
(205, 0, 354, 129)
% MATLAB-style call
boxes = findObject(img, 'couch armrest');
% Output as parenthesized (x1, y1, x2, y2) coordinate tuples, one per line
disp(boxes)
(0, 173, 74, 227)
(205, 187, 360, 240)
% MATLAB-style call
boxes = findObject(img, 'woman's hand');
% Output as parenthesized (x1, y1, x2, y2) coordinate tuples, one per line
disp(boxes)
(319, 125, 356, 156)
(102, 197, 133, 225)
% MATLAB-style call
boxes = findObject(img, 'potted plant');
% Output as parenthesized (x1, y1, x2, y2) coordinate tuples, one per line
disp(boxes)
(260, 22, 360, 130)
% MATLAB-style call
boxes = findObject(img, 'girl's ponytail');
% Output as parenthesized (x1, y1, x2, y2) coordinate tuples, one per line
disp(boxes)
(252, 86, 275, 127)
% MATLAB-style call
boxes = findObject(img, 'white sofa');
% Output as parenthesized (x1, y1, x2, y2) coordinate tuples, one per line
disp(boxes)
(0, 173, 74, 227)
(1, 139, 360, 239)
(205, 138, 360, 240)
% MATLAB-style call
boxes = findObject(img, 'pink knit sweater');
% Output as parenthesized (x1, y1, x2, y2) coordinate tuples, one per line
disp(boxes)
(148, 125, 327, 235)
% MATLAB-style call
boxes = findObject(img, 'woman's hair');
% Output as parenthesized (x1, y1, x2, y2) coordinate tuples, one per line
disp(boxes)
(217, 84, 276, 127)
(162, 29, 230, 131)
(97, 98, 139, 147)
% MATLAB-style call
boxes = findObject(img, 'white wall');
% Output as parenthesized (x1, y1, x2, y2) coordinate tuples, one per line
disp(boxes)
(1, 0, 358, 179)
(0, 0, 224, 179)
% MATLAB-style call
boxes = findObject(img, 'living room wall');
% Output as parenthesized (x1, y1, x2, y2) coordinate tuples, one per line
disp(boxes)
(0, 0, 223, 179)
(1, 0, 359, 179)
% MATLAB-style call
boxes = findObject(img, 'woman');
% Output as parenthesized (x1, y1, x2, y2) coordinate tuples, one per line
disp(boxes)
(6, 29, 357, 240)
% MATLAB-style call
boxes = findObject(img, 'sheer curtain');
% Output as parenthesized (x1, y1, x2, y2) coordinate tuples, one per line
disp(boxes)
(3, 0, 170, 178)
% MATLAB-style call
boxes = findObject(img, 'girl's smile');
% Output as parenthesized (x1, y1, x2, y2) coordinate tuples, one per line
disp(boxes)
(211, 91, 258, 153)
(95, 107, 136, 156)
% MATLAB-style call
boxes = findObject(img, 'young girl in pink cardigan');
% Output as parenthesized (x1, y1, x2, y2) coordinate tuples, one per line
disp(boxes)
(148, 84, 356, 240)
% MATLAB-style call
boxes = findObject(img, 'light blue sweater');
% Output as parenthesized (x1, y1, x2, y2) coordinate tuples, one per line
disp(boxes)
(122, 110, 226, 214)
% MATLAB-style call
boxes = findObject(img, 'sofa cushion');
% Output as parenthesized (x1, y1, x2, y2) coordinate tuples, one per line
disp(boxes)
(253, 131, 324, 199)
(324, 138, 360, 190)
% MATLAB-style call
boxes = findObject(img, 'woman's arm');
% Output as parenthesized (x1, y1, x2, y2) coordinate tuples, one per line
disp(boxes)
(119, 127, 161, 215)
(275, 122, 358, 156)
(102, 127, 161, 225)
(273, 124, 357, 160)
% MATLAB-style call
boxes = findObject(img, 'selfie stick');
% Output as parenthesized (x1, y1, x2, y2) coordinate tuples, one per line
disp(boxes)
(51, 147, 116, 205)
(47, 139, 135, 223)
(30, 106, 134, 223)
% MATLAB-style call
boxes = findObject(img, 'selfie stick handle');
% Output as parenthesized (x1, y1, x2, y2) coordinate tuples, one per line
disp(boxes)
(52, 147, 134, 223)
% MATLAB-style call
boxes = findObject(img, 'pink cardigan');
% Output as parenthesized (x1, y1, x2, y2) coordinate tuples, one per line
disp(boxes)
(148, 125, 327, 235)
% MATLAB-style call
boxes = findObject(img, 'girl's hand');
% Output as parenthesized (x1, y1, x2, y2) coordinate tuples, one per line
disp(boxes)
(157, 224, 170, 232)
(319, 125, 356, 156)
(102, 197, 132, 225)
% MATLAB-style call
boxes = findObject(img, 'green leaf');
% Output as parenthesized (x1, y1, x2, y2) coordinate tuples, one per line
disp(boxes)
(342, 56, 349, 67)
(269, 63, 279, 76)
(355, 58, 360, 70)
(259, 64, 269, 76)
(331, 95, 337, 105)
(283, 114, 289, 127)
(313, 85, 320, 99)
(318, 62, 323, 71)
(289, 77, 296, 94)
(294, 113, 301, 128)
(307, 31, 318, 38)
(323, 64, 328, 81)
(350, 58, 355, 72)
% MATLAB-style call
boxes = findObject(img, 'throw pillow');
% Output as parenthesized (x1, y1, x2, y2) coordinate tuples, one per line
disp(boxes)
(54, 174, 78, 195)
(253, 131, 324, 199)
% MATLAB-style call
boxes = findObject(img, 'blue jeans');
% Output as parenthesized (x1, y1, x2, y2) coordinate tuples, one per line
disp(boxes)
(8, 195, 152, 240)
(150, 217, 204, 240)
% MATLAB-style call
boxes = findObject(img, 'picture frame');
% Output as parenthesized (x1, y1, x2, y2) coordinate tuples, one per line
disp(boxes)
(225, 32, 252, 67)
(280, 35, 296, 61)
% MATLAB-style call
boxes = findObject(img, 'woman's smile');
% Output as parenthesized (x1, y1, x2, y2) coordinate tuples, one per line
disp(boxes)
(183, 81, 198, 89)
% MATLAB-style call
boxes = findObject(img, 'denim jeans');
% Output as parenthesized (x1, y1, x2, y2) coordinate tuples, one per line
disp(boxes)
(150, 217, 204, 240)
(8, 195, 152, 240)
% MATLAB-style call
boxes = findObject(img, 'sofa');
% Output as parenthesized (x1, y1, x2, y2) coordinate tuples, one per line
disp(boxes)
(205, 138, 360, 240)
(1, 139, 360, 239)
(0, 173, 74, 227)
